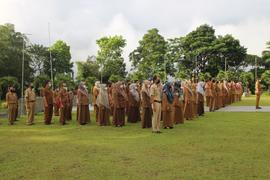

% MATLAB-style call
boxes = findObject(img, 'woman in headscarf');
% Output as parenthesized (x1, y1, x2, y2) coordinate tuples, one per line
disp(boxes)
(141, 80, 152, 128)
(191, 79, 198, 118)
(127, 83, 141, 123)
(97, 84, 110, 126)
(112, 81, 127, 127)
(196, 81, 205, 116)
(183, 80, 193, 120)
(162, 82, 174, 129)
(172, 81, 184, 124)
(59, 83, 70, 125)
(77, 82, 90, 125)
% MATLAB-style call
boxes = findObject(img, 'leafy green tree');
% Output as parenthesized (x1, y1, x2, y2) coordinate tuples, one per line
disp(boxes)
(28, 44, 49, 76)
(261, 70, 270, 92)
(33, 74, 50, 96)
(216, 71, 227, 81)
(0, 76, 20, 99)
(96, 36, 127, 82)
(180, 24, 216, 77)
(239, 72, 254, 93)
(44, 40, 73, 81)
(109, 74, 123, 83)
(0, 23, 34, 83)
(213, 35, 247, 71)
(262, 41, 270, 69)
(55, 73, 75, 89)
(130, 28, 167, 79)
(76, 56, 100, 81)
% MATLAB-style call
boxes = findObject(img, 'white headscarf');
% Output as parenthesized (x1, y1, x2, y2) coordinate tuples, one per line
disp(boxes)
(129, 83, 140, 102)
(197, 81, 205, 95)
(96, 84, 110, 109)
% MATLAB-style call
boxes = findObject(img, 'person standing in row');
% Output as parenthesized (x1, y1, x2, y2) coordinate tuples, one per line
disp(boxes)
(162, 82, 174, 129)
(6, 87, 18, 125)
(67, 89, 74, 121)
(113, 82, 127, 127)
(209, 79, 216, 112)
(53, 88, 60, 116)
(205, 79, 212, 107)
(127, 83, 141, 123)
(42, 80, 54, 125)
(25, 83, 36, 125)
(150, 75, 162, 133)
(255, 77, 262, 109)
(191, 80, 198, 118)
(77, 82, 90, 125)
(59, 83, 70, 125)
(172, 81, 184, 124)
(141, 80, 152, 128)
(183, 81, 193, 120)
(196, 81, 205, 116)
(97, 84, 111, 126)
(93, 81, 100, 122)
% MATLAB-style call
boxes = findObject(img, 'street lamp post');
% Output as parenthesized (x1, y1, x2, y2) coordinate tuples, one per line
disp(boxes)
(21, 33, 32, 116)
(48, 23, 54, 89)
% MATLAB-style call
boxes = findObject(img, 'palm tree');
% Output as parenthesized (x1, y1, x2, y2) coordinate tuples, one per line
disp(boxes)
(262, 41, 270, 68)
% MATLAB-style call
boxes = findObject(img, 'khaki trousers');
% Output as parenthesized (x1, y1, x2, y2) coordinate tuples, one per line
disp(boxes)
(26, 102, 35, 124)
(152, 102, 161, 132)
(8, 103, 17, 124)
(256, 94, 261, 108)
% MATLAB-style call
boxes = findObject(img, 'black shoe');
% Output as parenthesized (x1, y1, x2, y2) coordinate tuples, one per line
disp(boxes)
(256, 107, 262, 109)
(169, 127, 174, 129)
(157, 131, 162, 133)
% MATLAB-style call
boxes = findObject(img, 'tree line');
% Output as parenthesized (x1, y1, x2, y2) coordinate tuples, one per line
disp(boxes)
(1, 23, 270, 99)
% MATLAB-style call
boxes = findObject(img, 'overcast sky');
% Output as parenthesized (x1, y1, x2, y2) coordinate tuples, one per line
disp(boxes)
(1, 0, 270, 72)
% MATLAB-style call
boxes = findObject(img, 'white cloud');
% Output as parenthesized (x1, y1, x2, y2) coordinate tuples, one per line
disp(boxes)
(0, 0, 270, 75)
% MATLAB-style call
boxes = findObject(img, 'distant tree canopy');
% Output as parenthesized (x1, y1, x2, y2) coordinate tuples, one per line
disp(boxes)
(0, 23, 74, 98)
(96, 35, 127, 83)
(1, 23, 270, 98)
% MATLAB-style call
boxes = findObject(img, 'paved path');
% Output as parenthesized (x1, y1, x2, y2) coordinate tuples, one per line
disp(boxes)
(205, 106, 270, 112)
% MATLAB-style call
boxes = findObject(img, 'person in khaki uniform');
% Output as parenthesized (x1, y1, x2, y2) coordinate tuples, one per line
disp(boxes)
(255, 78, 262, 109)
(25, 83, 36, 125)
(6, 87, 18, 125)
(92, 81, 100, 122)
(150, 75, 162, 133)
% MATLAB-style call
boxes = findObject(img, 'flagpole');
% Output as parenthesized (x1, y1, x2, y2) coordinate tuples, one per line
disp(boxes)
(48, 23, 54, 89)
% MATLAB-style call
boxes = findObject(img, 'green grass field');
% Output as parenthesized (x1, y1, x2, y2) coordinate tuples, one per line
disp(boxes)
(1, 110, 270, 179)
(231, 93, 270, 106)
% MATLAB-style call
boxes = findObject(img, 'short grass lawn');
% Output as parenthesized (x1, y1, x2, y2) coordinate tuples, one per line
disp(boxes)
(1, 111, 270, 179)
(231, 93, 270, 106)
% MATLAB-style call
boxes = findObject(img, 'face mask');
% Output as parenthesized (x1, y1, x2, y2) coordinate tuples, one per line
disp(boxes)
(64, 87, 68, 90)
(83, 85, 87, 89)
(120, 85, 124, 88)
(48, 83, 51, 87)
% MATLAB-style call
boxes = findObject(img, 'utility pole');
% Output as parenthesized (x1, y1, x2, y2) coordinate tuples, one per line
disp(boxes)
(21, 33, 32, 116)
(48, 23, 54, 89)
